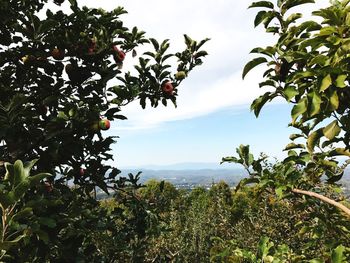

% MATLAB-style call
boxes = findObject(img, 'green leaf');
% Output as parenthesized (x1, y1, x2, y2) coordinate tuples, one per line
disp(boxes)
(291, 97, 307, 124)
(254, 10, 268, 27)
(10, 207, 33, 222)
(4, 163, 15, 186)
(0, 234, 26, 251)
(331, 245, 345, 263)
(250, 92, 274, 117)
(57, 111, 68, 120)
(221, 156, 240, 164)
(184, 34, 193, 48)
(329, 148, 350, 157)
(289, 134, 303, 140)
(28, 173, 51, 187)
(320, 74, 332, 92)
(323, 120, 341, 140)
(309, 91, 322, 117)
(286, 13, 302, 26)
(39, 217, 57, 228)
(283, 86, 298, 101)
(281, 0, 315, 14)
(13, 180, 30, 201)
(307, 128, 323, 152)
(23, 159, 38, 178)
(335, 74, 347, 88)
(242, 57, 267, 79)
(275, 186, 286, 199)
(149, 38, 159, 51)
(249, 1, 274, 9)
(13, 160, 26, 186)
(328, 89, 339, 111)
(284, 143, 305, 151)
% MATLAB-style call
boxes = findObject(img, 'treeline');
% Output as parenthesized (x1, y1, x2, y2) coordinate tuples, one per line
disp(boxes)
(99, 179, 350, 262)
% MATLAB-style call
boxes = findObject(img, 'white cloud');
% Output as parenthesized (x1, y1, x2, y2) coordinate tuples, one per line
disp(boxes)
(114, 67, 273, 131)
(50, 0, 329, 132)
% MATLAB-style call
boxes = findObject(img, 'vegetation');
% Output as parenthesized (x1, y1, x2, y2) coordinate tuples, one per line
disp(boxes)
(0, 0, 208, 261)
(0, 0, 350, 262)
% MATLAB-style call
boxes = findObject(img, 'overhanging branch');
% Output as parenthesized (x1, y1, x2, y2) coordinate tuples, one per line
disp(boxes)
(292, 188, 350, 218)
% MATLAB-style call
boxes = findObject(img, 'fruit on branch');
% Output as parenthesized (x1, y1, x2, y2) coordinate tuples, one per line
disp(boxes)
(162, 81, 174, 95)
(79, 168, 85, 176)
(88, 38, 96, 55)
(44, 182, 53, 193)
(175, 71, 186, 80)
(112, 46, 126, 63)
(99, 119, 110, 130)
(51, 48, 65, 60)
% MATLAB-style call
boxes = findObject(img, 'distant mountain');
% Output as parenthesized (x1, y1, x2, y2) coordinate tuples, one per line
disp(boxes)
(120, 162, 241, 171)
(118, 168, 247, 186)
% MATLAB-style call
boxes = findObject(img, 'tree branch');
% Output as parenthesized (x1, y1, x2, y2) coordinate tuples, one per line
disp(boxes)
(292, 188, 350, 218)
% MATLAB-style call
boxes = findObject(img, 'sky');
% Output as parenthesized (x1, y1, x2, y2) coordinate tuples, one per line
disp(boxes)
(57, 0, 328, 168)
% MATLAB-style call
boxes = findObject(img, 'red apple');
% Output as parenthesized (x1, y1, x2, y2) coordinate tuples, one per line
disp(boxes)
(51, 48, 65, 60)
(79, 168, 85, 176)
(88, 38, 96, 54)
(99, 119, 110, 130)
(113, 46, 126, 63)
(162, 81, 174, 95)
(44, 182, 53, 193)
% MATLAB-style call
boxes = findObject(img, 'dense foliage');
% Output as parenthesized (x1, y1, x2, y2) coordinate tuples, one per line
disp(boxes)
(1, 0, 350, 262)
(0, 0, 208, 261)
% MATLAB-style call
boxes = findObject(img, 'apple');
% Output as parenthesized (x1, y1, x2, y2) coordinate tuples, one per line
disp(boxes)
(44, 182, 53, 193)
(51, 48, 65, 60)
(65, 63, 74, 74)
(162, 81, 174, 95)
(175, 71, 186, 80)
(88, 38, 96, 55)
(79, 168, 85, 176)
(113, 46, 126, 63)
(99, 119, 110, 130)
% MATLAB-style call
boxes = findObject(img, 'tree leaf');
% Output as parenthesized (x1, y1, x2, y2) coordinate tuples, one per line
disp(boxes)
(320, 74, 332, 92)
(331, 245, 345, 263)
(309, 91, 322, 117)
(307, 128, 323, 152)
(335, 74, 347, 88)
(283, 86, 298, 101)
(242, 57, 267, 79)
(13, 160, 26, 186)
(250, 92, 273, 117)
(289, 133, 304, 141)
(291, 97, 307, 124)
(328, 89, 339, 111)
(284, 143, 305, 151)
(254, 10, 268, 27)
(323, 120, 341, 140)
(249, 1, 274, 9)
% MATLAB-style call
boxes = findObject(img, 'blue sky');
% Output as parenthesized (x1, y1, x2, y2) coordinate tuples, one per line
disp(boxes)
(112, 103, 294, 168)
(55, 0, 328, 168)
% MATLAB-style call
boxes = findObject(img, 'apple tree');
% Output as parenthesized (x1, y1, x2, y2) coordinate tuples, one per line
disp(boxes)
(0, 0, 208, 260)
(222, 0, 350, 260)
